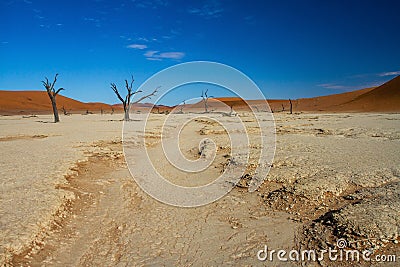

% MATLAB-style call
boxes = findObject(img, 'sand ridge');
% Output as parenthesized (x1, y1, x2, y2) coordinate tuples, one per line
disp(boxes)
(0, 75, 398, 116)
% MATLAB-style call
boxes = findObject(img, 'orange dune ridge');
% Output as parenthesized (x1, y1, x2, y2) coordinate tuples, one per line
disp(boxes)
(195, 76, 399, 113)
(0, 91, 121, 115)
(0, 76, 398, 115)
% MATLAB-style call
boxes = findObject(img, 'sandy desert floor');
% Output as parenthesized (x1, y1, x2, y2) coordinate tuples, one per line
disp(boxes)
(1, 112, 399, 266)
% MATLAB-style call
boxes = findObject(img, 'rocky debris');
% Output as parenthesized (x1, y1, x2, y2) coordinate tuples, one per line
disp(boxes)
(263, 169, 350, 211)
(288, 170, 349, 201)
(198, 138, 215, 159)
(350, 168, 400, 188)
(235, 174, 252, 188)
(199, 127, 225, 135)
(297, 181, 400, 261)
(331, 182, 400, 242)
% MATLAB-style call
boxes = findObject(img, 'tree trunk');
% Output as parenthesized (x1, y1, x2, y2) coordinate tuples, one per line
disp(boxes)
(124, 104, 130, 121)
(289, 99, 293, 114)
(50, 96, 60, 123)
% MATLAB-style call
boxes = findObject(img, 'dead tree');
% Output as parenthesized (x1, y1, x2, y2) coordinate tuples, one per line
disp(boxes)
(61, 106, 67, 115)
(289, 99, 293, 114)
(178, 100, 186, 113)
(111, 107, 115, 115)
(42, 74, 64, 123)
(281, 104, 285, 112)
(111, 75, 158, 121)
(229, 104, 235, 116)
(201, 89, 212, 113)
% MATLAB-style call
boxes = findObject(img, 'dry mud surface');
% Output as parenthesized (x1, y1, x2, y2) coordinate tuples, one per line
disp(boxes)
(0, 112, 399, 266)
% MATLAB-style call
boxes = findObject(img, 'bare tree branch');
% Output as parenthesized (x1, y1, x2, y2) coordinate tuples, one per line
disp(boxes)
(201, 89, 211, 113)
(50, 73, 58, 91)
(41, 77, 50, 91)
(111, 83, 125, 105)
(130, 75, 134, 91)
(110, 75, 158, 121)
(55, 88, 64, 95)
(132, 86, 160, 104)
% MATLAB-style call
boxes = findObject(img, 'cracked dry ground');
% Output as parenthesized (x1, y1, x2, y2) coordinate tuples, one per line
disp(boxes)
(10, 113, 400, 266)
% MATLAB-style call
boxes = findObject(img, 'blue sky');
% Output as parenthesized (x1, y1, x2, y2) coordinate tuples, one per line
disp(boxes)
(1, 0, 399, 105)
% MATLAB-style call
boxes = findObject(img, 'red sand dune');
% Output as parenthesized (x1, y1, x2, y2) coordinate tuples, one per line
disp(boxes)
(0, 91, 118, 115)
(190, 76, 399, 113)
(0, 76, 398, 115)
(330, 75, 400, 112)
(0, 91, 154, 115)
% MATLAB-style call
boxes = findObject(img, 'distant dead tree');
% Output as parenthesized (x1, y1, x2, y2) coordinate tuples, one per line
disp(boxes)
(100, 107, 104, 115)
(111, 107, 115, 115)
(281, 104, 285, 112)
(61, 106, 69, 115)
(41, 73, 64, 123)
(229, 104, 235, 116)
(111, 75, 158, 121)
(201, 89, 212, 113)
(179, 100, 186, 113)
(289, 99, 293, 114)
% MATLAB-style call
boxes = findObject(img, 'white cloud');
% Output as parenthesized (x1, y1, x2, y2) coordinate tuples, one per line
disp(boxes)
(317, 83, 346, 90)
(378, 71, 400, 77)
(144, 50, 159, 57)
(137, 37, 149, 42)
(127, 44, 148, 49)
(144, 50, 185, 61)
(158, 52, 185, 59)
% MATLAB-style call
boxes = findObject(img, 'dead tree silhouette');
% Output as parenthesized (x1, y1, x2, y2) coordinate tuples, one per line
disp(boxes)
(61, 106, 69, 115)
(179, 100, 186, 113)
(111, 75, 158, 121)
(42, 73, 64, 123)
(201, 89, 212, 113)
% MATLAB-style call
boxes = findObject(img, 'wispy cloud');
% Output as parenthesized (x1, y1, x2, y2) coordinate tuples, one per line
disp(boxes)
(317, 83, 347, 90)
(188, 0, 224, 19)
(83, 17, 102, 28)
(137, 37, 150, 42)
(317, 81, 383, 91)
(244, 15, 256, 25)
(378, 71, 400, 77)
(144, 50, 185, 61)
(131, 0, 168, 9)
(127, 44, 147, 49)
(317, 71, 398, 93)
(351, 71, 400, 78)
